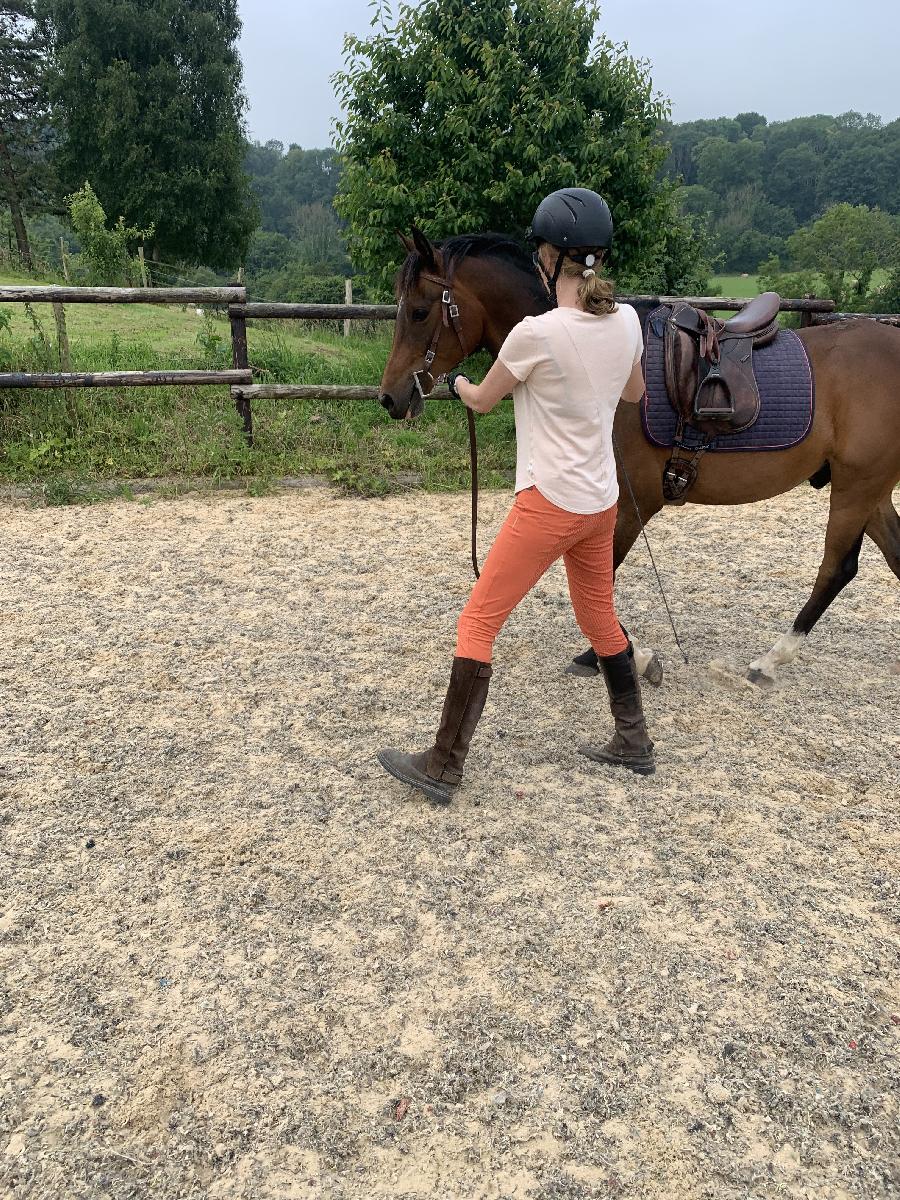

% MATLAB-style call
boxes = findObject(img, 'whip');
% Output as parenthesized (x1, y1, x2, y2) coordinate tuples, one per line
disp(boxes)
(613, 432, 689, 664)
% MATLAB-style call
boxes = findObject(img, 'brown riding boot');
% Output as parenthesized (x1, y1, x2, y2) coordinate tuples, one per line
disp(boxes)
(579, 644, 656, 776)
(377, 657, 492, 802)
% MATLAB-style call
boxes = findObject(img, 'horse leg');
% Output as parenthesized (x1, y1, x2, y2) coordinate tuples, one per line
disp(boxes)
(747, 485, 883, 686)
(864, 494, 900, 582)
(567, 498, 664, 684)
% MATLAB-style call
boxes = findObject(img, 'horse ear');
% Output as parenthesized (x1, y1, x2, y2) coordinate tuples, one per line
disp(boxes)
(396, 230, 414, 253)
(410, 224, 436, 269)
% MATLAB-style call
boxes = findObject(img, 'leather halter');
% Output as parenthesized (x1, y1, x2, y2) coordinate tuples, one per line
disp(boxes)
(401, 268, 480, 578)
(409, 269, 471, 398)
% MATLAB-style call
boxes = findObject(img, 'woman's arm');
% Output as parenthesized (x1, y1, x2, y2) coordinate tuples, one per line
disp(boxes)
(453, 359, 519, 414)
(620, 359, 646, 404)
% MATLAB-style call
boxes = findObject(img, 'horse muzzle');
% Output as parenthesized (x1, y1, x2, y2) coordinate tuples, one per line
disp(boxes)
(379, 385, 424, 421)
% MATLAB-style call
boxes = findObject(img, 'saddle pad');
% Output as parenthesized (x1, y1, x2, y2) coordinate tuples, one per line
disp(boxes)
(641, 305, 814, 451)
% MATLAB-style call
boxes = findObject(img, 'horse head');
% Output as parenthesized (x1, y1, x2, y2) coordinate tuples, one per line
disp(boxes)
(379, 226, 486, 421)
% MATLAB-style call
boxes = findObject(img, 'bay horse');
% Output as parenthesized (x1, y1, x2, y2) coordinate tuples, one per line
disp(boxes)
(379, 228, 900, 686)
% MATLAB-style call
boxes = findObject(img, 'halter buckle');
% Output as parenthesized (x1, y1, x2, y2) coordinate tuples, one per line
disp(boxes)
(449, 304, 460, 319)
(442, 289, 451, 304)
(412, 368, 435, 400)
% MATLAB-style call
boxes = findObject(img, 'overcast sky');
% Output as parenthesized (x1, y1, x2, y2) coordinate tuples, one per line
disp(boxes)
(238, 0, 899, 148)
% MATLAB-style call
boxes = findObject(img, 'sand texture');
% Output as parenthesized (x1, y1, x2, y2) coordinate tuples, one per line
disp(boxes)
(1, 485, 898, 1199)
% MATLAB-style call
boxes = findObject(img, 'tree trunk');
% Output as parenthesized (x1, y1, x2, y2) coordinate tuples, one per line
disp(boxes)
(0, 127, 32, 269)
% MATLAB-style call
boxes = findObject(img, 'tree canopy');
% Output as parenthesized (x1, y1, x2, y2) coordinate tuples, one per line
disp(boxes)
(35, 0, 256, 269)
(786, 203, 898, 306)
(333, 0, 708, 295)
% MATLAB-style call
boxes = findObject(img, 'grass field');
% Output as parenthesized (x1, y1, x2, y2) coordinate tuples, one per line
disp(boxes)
(710, 274, 759, 298)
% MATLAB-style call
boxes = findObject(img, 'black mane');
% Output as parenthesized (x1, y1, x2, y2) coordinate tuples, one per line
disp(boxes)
(397, 232, 541, 299)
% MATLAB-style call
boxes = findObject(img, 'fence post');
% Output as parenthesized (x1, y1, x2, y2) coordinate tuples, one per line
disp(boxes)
(138, 245, 148, 288)
(344, 278, 352, 337)
(230, 306, 253, 444)
(59, 237, 70, 283)
(52, 301, 71, 370)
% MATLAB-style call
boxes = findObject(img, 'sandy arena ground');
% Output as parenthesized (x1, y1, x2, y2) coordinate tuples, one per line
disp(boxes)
(1, 484, 898, 1200)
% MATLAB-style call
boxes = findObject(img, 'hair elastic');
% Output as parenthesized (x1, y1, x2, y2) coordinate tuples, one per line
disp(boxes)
(582, 268, 596, 278)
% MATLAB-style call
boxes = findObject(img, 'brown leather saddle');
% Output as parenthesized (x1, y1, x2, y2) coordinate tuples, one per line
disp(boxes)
(661, 291, 781, 501)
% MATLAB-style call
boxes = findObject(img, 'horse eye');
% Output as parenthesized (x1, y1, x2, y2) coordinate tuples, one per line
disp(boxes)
(411, 307, 430, 322)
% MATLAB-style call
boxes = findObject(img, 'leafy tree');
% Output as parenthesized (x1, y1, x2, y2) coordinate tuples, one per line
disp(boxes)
(788, 203, 899, 305)
(694, 136, 764, 195)
(676, 184, 721, 220)
(245, 229, 298, 275)
(735, 111, 766, 138)
(35, 0, 256, 269)
(291, 202, 349, 273)
(662, 117, 743, 185)
(768, 146, 822, 223)
(869, 265, 900, 314)
(760, 115, 832, 168)
(334, 0, 701, 294)
(67, 180, 152, 283)
(834, 110, 883, 132)
(818, 143, 889, 211)
(0, 1, 54, 267)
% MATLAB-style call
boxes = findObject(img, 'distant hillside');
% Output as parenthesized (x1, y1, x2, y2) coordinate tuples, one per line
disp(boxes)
(662, 111, 900, 272)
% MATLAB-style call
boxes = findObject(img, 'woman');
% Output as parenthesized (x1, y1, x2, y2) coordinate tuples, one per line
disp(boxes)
(378, 187, 655, 801)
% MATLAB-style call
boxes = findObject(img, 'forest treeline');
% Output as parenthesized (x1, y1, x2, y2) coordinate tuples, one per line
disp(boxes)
(662, 110, 900, 274)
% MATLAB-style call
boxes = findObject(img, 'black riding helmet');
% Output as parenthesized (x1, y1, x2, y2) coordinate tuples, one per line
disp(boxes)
(527, 187, 614, 306)
(528, 187, 614, 249)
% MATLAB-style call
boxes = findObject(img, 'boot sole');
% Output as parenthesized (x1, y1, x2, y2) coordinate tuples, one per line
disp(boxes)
(578, 745, 657, 776)
(376, 751, 455, 804)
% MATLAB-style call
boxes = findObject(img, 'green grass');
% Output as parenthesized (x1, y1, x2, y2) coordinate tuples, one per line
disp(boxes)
(711, 274, 760, 298)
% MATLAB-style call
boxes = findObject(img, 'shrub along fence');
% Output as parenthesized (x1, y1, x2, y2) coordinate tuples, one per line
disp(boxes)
(0, 284, 859, 451)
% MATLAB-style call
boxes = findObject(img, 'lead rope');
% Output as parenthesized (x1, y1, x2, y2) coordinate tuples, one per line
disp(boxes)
(613, 432, 689, 664)
(467, 407, 480, 578)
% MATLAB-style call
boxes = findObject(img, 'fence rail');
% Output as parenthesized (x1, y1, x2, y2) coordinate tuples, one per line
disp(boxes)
(0, 285, 245, 306)
(229, 294, 837, 324)
(232, 383, 441, 402)
(0, 369, 252, 390)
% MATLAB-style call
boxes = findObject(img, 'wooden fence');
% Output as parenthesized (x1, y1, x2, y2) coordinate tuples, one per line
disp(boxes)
(0, 284, 863, 446)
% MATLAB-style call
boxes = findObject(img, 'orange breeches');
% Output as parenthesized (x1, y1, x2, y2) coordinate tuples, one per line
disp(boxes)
(455, 486, 629, 663)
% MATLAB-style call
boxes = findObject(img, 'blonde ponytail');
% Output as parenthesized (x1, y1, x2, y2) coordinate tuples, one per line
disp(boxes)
(560, 253, 617, 316)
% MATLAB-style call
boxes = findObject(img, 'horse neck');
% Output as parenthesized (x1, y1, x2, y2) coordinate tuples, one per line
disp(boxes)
(457, 259, 549, 358)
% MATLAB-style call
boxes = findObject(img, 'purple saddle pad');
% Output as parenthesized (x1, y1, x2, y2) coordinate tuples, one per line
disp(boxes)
(641, 305, 814, 451)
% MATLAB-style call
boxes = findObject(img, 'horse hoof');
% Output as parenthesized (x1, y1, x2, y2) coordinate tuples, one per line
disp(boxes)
(643, 652, 664, 687)
(746, 667, 775, 689)
(566, 662, 600, 678)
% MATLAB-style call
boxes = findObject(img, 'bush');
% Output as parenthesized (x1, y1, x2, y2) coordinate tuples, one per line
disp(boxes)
(67, 182, 153, 285)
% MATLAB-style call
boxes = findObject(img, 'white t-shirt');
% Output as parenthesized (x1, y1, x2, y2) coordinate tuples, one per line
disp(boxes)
(497, 303, 644, 514)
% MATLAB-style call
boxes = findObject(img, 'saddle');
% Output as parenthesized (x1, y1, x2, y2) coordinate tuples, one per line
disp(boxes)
(664, 291, 781, 436)
(660, 291, 781, 501)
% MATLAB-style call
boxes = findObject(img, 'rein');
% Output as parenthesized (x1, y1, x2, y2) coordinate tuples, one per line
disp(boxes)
(409, 269, 481, 579)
